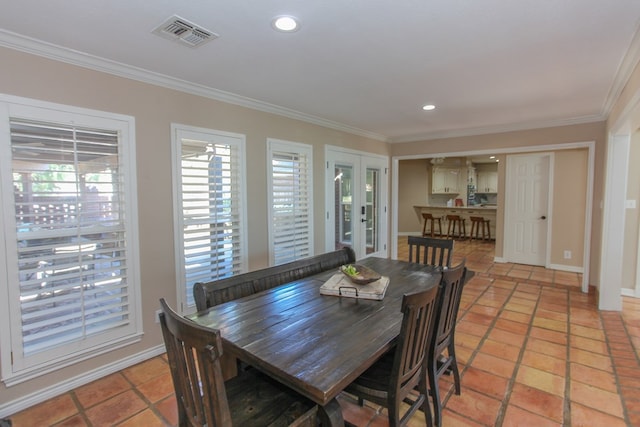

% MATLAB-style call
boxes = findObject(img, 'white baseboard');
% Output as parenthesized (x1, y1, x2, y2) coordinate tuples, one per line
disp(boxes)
(621, 288, 639, 298)
(547, 263, 584, 273)
(492, 258, 583, 274)
(0, 345, 166, 419)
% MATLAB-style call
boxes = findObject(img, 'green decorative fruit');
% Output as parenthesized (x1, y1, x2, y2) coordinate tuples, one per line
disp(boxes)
(342, 265, 358, 276)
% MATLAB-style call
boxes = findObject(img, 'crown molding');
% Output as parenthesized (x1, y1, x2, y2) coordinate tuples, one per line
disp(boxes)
(0, 29, 388, 142)
(388, 114, 606, 143)
(1, 26, 634, 145)
(601, 24, 640, 117)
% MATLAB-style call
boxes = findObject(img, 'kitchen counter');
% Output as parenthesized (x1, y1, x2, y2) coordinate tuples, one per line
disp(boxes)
(414, 205, 497, 211)
(413, 205, 496, 239)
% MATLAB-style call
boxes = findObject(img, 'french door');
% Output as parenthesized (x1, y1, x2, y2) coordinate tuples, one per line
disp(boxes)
(325, 147, 388, 260)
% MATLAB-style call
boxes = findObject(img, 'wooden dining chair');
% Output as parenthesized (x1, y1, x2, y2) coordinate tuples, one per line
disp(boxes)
(158, 298, 317, 427)
(407, 236, 454, 268)
(427, 260, 467, 427)
(344, 285, 440, 427)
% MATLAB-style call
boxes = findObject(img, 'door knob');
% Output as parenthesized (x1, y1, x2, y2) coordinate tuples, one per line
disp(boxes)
(540, 216, 547, 220)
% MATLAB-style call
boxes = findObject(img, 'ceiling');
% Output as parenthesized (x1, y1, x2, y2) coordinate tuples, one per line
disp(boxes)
(1, 1, 640, 143)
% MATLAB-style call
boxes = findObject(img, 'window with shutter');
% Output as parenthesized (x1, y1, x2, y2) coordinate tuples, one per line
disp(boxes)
(0, 97, 141, 385)
(172, 125, 247, 311)
(267, 139, 313, 266)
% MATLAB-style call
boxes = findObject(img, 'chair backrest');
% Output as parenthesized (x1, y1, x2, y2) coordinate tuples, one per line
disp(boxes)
(390, 284, 440, 407)
(432, 260, 467, 354)
(159, 298, 231, 427)
(407, 236, 454, 267)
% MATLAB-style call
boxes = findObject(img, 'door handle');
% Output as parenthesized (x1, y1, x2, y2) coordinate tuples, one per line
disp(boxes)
(540, 216, 547, 220)
(361, 218, 367, 223)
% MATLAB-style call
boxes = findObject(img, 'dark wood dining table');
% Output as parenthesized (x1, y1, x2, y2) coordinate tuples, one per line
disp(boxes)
(188, 257, 441, 426)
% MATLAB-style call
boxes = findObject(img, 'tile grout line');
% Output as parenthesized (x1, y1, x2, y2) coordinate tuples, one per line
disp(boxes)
(438, 272, 500, 424)
(444, 273, 524, 426)
(67, 389, 93, 427)
(492, 279, 546, 427)
(563, 287, 573, 426)
(600, 311, 638, 426)
(617, 310, 640, 424)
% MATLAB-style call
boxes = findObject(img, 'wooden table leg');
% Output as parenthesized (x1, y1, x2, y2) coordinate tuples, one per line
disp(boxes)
(318, 398, 344, 427)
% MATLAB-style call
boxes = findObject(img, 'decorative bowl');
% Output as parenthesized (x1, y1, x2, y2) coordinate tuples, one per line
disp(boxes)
(340, 264, 381, 285)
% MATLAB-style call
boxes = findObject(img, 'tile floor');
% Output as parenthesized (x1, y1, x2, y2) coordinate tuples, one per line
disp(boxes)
(6, 238, 640, 426)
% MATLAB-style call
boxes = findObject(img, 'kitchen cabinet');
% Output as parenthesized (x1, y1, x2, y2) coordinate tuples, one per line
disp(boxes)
(476, 170, 498, 193)
(432, 167, 461, 194)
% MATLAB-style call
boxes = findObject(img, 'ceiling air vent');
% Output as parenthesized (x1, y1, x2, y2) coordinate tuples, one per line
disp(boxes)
(152, 15, 218, 48)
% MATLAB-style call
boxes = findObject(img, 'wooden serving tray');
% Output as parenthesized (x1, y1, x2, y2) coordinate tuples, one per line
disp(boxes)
(340, 264, 381, 285)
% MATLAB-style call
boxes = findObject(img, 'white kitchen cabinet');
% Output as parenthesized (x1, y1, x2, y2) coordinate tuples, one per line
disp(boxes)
(476, 170, 498, 193)
(432, 167, 461, 194)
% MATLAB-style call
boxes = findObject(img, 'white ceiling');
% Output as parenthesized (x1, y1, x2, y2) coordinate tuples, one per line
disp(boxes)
(1, 1, 639, 142)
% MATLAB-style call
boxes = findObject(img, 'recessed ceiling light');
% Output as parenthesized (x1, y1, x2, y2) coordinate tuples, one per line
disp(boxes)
(489, 156, 495, 159)
(272, 16, 299, 32)
(422, 104, 436, 111)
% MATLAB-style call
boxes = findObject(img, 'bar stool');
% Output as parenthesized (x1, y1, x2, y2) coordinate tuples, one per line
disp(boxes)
(446, 214, 466, 239)
(469, 216, 491, 240)
(421, 213, 442, 237)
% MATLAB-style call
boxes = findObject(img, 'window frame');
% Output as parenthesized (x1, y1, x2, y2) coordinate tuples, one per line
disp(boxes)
(266, 138, 314, 266)
(171, 124, 248, 314)
(0, 94, 142, 386)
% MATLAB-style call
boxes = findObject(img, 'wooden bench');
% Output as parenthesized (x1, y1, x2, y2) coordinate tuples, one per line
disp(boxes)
(193, 247, 356, 312)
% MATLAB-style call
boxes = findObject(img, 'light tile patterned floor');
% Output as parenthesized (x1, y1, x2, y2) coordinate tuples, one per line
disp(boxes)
(6, 238, 640, 426)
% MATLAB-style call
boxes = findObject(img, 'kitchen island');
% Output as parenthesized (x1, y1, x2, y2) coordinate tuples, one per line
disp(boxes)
(413, 205, 497, 239)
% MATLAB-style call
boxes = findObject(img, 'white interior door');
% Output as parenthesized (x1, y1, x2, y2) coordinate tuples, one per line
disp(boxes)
(326, 148, 388, 260)
(504, 153, 551, 266)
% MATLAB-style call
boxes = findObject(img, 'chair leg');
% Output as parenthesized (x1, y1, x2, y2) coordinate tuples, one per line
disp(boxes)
(429, 357, 443, 427)
(419, 380, 434, 427)
(449, 342, 461, 395)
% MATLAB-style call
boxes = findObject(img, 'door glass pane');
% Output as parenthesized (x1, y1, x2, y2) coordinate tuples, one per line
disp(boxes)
(334, 164, 353, 250)
(365, 168, 379, 254)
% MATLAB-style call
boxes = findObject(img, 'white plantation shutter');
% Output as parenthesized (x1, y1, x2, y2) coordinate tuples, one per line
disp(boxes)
(0, 99, 140, 383)
(173, 126, 247, 311)
(267, 139, 313, 265)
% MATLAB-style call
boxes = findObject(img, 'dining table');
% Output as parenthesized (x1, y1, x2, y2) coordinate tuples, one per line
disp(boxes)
(188, 256, 442, 426)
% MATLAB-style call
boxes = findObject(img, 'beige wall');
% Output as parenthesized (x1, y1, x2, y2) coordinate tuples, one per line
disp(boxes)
(551, 149, 588, 268)
(397, 159, 430, 233)
(622, 133, 640, 291)
(391, 123, 606, 277)
(608, 58, 640, 295)
(0, 47, 389, 406)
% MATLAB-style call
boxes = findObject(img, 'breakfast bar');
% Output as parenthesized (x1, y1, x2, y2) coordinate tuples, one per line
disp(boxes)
(414, 205, 497, 239)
